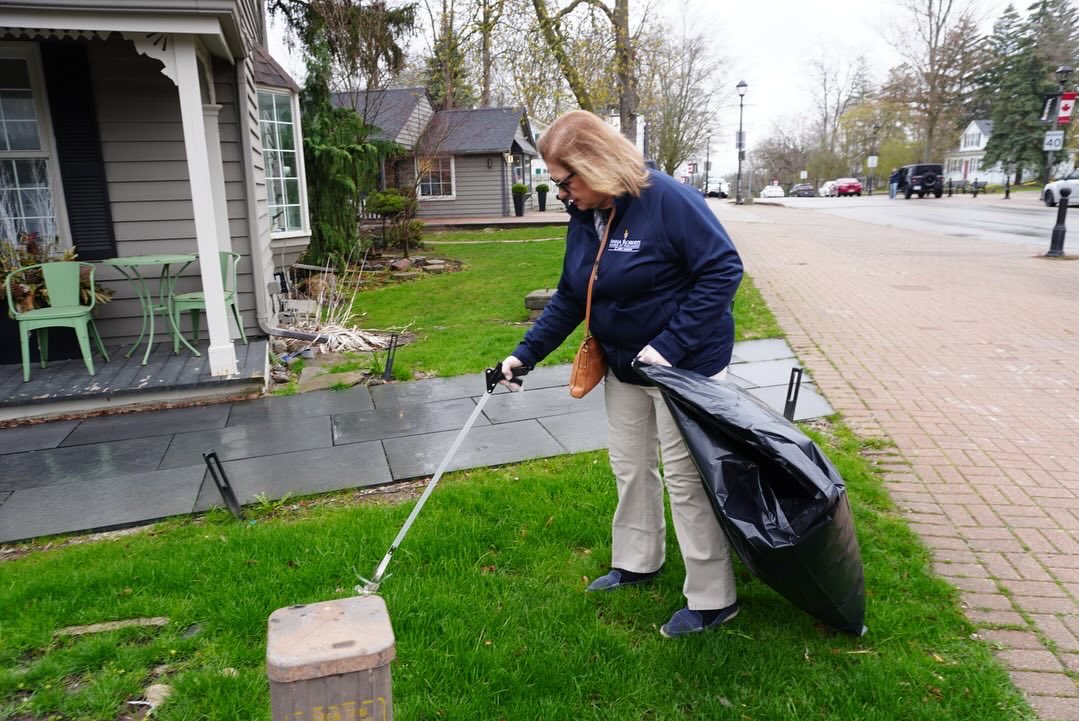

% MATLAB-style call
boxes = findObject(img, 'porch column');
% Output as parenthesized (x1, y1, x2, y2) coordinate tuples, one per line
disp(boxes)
(203, 105, 232, 253)
(203, 104, 241, 339)
(174, 34, 236, 376)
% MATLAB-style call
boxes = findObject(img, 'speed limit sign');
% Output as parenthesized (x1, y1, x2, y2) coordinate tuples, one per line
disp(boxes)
(1044, 130, 1065, 151)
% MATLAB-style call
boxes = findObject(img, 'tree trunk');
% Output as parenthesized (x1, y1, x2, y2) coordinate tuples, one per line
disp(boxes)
(613, 0, 637, 144)
(481, 28, 492, 106)
(530, 0, 595, 112)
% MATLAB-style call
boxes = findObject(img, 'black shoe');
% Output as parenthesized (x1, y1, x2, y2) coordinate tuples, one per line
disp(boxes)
(586, 568, 659, 592)
(660, 603, 740, 638)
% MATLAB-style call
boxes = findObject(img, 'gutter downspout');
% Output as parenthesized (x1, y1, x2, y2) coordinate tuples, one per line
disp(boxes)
(237, 62, 326, 344)
(501, 153, 509, 216)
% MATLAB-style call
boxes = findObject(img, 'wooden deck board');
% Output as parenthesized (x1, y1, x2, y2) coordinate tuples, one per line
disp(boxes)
(0, 339, 267, 419)
(0, 363, 21, 386)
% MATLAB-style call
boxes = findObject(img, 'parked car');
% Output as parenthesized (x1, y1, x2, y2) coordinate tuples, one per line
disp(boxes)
(702, 179, 730, 198)
(760, 184, 785, 199)
(816, 180, 836, 197)
(1043, 169, 1079, 206)
(789, 183, 815, 197)
(896, 163, 944, 198)
(836, 178, 863, 196)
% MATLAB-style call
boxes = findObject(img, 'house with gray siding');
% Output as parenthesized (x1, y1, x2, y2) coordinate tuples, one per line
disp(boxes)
(0, 0, 311, 378)
(333, 88, 537, 218)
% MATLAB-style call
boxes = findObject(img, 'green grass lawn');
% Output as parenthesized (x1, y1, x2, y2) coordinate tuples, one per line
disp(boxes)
(0, 226, 1030, 719)
(0, 426, 1029, 720)
(356, 226, 780, 378)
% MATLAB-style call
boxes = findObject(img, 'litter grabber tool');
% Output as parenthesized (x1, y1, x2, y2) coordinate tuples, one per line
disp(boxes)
(357, 362, 530, 595)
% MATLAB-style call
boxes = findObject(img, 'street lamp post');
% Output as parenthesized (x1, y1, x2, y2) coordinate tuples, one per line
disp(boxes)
(867, 122, 881, 195)
(704, 135, 711, 197)
(1046, 65, 1073, 184)
(735, 80, 748, 205)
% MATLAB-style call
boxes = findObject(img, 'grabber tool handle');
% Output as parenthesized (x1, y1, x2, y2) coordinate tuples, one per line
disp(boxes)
(486, 363, 530, 392)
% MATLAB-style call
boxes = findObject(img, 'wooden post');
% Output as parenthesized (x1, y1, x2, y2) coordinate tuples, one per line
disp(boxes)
(267, 596, 395, 721)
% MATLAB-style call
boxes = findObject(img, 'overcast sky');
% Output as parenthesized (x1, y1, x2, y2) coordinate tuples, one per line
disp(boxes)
(268, 0, 1017, 175)
(672, 0, 1015, 173)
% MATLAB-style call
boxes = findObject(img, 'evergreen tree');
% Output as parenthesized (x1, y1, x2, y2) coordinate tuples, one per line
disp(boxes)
(982, 5, 1046, 182)
(298, 41, 382, 267)
(424, 10, 477, 111)
(1026, 0, 1079, 72)
(267, 0, 417, 265)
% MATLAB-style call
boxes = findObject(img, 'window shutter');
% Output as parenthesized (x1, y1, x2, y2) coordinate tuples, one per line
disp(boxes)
(39, 41, 116, 261)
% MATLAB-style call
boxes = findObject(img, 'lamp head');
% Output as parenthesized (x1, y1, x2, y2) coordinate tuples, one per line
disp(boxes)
(736, 80, 748, 97)
(1057, 65, 1074, 83)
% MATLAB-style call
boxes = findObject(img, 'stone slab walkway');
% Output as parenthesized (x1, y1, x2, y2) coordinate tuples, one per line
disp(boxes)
(0, 340, 828, 544)
(718, 201, 1079, 719)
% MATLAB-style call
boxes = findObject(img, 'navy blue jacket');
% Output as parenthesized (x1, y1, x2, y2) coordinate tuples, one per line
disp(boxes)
(512, 170, 743, 384)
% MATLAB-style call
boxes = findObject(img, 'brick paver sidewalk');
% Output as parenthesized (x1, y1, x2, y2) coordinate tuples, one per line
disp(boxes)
(723, 204, 1079, 719)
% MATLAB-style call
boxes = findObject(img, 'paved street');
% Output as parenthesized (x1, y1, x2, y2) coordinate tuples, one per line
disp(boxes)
(713, 199, 1079, 718)
(772, 191, 1059, 249)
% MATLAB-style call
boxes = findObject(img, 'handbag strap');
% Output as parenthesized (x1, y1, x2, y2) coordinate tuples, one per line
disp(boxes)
(584, 207, 613, 338)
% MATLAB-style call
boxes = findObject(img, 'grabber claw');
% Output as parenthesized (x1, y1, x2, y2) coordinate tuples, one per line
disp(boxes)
(355, 573, 389, 595)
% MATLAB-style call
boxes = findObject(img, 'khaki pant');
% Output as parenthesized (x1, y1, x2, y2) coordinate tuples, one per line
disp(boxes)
(603, 371, 737, 610)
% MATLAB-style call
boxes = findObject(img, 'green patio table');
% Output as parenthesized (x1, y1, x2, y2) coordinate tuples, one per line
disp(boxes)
(104, 253, 200, 365)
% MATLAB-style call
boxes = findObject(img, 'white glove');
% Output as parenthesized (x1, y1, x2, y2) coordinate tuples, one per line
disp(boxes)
(499, 355, 526, 391)
(636, 344, 671, 367)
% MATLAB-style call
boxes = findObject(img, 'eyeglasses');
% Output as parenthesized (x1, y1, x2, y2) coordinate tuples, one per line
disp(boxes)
(551, 172, 576, 191)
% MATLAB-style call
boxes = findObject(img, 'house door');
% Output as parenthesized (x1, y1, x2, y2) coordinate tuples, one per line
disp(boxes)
(962, 160, 969, 180)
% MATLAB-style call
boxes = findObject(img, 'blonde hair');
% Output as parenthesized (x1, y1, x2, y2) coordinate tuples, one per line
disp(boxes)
(538, 110, 650, 197)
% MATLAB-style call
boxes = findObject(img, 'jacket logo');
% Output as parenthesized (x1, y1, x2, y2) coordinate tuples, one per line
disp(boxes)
(608, 229, 641, 253)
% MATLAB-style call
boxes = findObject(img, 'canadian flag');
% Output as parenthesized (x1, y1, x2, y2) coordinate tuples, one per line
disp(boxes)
(1059, 92, 1076, 124)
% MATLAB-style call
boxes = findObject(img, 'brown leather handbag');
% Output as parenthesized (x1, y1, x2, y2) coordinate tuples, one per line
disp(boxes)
(569, 210, 612, 398)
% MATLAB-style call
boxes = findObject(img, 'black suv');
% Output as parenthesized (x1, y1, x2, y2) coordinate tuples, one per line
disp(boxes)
(897, 163, 944, 199)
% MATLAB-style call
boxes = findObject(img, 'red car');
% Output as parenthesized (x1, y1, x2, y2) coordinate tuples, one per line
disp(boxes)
(836, 178, 863, 196)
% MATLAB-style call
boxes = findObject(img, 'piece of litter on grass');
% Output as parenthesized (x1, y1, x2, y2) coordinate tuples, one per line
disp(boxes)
(57, 617, 169, 636)
(128, 683, 173, 715)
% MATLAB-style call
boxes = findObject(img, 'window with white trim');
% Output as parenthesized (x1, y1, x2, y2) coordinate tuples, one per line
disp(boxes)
(0, 47, 63, 246)
(258, 90, 307, 235)
(417, 156, 455, 199)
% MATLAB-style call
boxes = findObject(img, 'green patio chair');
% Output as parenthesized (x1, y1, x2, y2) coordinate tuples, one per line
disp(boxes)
(4, 261, 110, 382)
(171, 251, 247, 353)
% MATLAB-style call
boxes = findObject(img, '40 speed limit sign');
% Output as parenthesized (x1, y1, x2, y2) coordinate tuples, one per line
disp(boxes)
(1044, 130, 1065, 151)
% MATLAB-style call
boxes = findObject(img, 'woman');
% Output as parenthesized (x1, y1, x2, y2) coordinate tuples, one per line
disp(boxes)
(499, 110, 744, 638)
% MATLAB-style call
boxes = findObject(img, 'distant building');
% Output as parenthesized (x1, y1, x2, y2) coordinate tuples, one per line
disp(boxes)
(332, 88, 538, 217)
(943, 120, 1007, 185)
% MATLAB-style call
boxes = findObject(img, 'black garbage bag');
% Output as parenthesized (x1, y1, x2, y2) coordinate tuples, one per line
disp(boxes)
(636, 363, 866, 635)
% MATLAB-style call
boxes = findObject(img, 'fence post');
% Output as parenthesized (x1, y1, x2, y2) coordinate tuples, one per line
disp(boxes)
(947, 179, 953, 197)
(1047, 187, 1072, 258)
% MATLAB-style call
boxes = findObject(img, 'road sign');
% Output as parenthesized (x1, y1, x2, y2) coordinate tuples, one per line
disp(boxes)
(867, 155, 879, 169)
(800, 170, 808, 179)
(1058, 92, 1076, 124)
(687, 162, 698, 174)
(735, 131, 745, 149)
(1044, 130, 1065, 151)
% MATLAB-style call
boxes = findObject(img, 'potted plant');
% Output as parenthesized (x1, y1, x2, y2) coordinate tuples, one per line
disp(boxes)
(535, 182, 550, 212)
(1, 231, 114, 363)
(511, 182, 530, 217)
